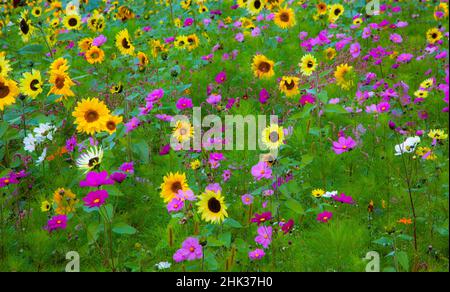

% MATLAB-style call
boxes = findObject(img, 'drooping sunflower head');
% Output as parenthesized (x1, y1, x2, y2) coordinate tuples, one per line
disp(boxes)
(172, 120, 194, 143)
(300, 54, 318, 76)
(262, 124, 285, 150)
(0, 76, 19, 111)
(104, 115, 123, 134)
(426, 27, 442, 44)
(247, 0, 266, 15)
(160, 172, 189, 203)
(88, 11, 105, 32)
(76, 146, 104, 172)
(0, 55, 11, 78)
(18, 10, 34, 42)
(274, 6, 296, 29)
(137, 51, 149, 68)
(115, 29, 135, 55)
(428, 129, 448, 140)
(48, 69, 75, 98)
(72, 97, 110, 135)
(279, 76, 300, 97)
(197, 190, 228, 224)
(334, 63, 354, 90)
(252, 54, 275, 79)
(324, 47, 337, 60)
(85, 46, 105, 64)
(78, 37, 93, 52)
(328, 3, 344, 23)
(50, 57, 70, 73)
(20, 69, 43, 99)
(63, 13, 82, 30)
(110, 83, 123, 94)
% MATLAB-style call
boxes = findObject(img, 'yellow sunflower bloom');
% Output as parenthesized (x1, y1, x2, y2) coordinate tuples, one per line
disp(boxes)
(274, 6, 296, 29)
(72, 97, 110, 135)
(19, 69, 43, 99)
(197, 190, 228, 224)
(115, 29, 135, 55)
(300, 54, 318, 76)
(252, 54, 275, 79)
(0, 76, 19, 111)
(279, 76, 300, 97)
(160, 172, 189, 203)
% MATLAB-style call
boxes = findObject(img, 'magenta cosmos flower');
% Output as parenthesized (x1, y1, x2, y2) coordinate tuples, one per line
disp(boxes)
(255, 226, 272, 248)
(251, 212, 272, 226)
(45, 215, 67, 232)
(176, 189, 196, 201)
(79, 171, 114, 188)
(167, 197, 184, 213)
(281, 219, 294, 234)
(176, 97, 193, 110)
(110, 172, 127, 183)
(332, 193, 355, 204)
(317, 211, 333, 223)
(259, 88, 270, 104)
(376, 102, 390, 113)
(83, 190, 109, 208)
(215, 71, 227, 84)
(332, 136, 357, 154)
(251, 161, 272, 181)
(173, 237, 203, 262)
(241, 194, 254, 205)
(119, 162, 134, 174)
(249, 248, 265, 260)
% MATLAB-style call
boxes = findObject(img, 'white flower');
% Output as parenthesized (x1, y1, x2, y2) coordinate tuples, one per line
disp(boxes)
(36, 148, 47, 165)
(323, 190, 338, 198)
(33, 123, 56, 143)
(155, 261, 171, 270)
(23, 133, 37, 153)
(76, 146, 104, 172)
(395, 136, 421, 156)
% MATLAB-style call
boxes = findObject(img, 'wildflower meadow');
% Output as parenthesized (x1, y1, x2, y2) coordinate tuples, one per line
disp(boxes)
(0, 0, 448, 273)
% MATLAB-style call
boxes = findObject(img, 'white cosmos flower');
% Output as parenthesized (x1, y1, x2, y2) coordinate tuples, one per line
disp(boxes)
(23, 133, 37, 153)
(323, 190, 338, 198)
(395, 136, 421, 156)
(155, 261, 171, 270)
(76, 146, 104, 173)
(33, 123, 56, 143)
(36, 148, 47, 165)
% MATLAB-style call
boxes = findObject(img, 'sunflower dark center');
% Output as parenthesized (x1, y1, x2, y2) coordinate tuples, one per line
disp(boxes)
(254, 0, 261, 9)
(30, 79, 40, 91)
(171, 181, 182, 193)
(334, 8, 341, 16)
(91, 51, 99, 59)
(0, 82, 10, 99)
(20, 19, 29, 34)
(84, 110, 99, 123)
(55, 76, 65, 89)
(432, 33, 438, 39)
(68, 17, 78, 27)
(280, 12, 289, 22)
(208, 197, 221, 213)
(122, 38, 131, 49)
(269, 131, 279, 142)
(258, 61, 271, 73)
(106, 121, 116, 131)
(307, 61, 314, 68)
(284, 80, 295, 90)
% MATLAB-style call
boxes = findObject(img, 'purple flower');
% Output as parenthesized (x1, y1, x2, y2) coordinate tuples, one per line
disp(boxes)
(173, 237, 203, 262)
(159, 144, 170, 156)
(350, 42, 361, 58)
(332, 193, 354, 204)
(215, 71, 227, 84)
(389, 33, 403, 44)
(83, 190, 109, 208)
(110, 172, 127, 183)
(92, 35, 107, 47)
(259, 88, 270, 104)
(332, 136, 357, 154)
(45, 215, 67, 232)
(176, 189, 196, 201)
(80, 171, 115, 188)
(183, 18, 194, 27)
(251, 161, 272, 181)
(222, 169, 232, 182)
(235, 33, 244, 42)
(255, 226, 272, 248)
(281, 219, 294, 234)
(119, 162, 134, 174)
(317, 211, 333, 223)
(66, 135, 77, 152)
(146, 88, 165, 103)
(241, 194, 254, 205)
(251, 212, 272, 226)
(249, 249, 265, 260)
(376, 102, 390, 113)
(206, 183, 221, 193)
(167, 197, 184, 213)
(206, 94, 222, 105)
(125, 117, 140, 133)
(176, 97, 193, 110)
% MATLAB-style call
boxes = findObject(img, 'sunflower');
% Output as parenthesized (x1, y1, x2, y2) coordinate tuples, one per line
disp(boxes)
(18, 10, 34, 42)
(50, 18, 60, 28)
(50, 57, 69, 73)
(434, 3, 449, 20)
(104, 115, 123, 134)
(252, 54, 275, 79)
(186, 34, 200, 51)
(63, 13, 82, 30)
(78, 37, 93, 52)
(324, 47, 336, 60)
(150, 39, 167, 58)
(174, 35, 189, 49)
(31, 7, 42, 17)
(181, 0, 192, 10)
(312, 189, 325, 198)
(240, 17, 255, 29)
(137, 52, 149, 69)
(197, 190, 228, 224)
(328, 3, 344, 23)
(420, 78, 434, 89)
(428, 129, 448, 140)
(19, 69, 43, 99)
(87, 11, 105, 32)
(198, 4, 209, 13)
(72, 97, 110, 135)
(300, 54, 318, 76)
(115, 29, 135, 55)
(110, 83, 123, 94)
(172, 120, 194, 142)
(48, 69, 75, 98)
(40, 200, 51, 212)
(53, 188, 78, 215)
(0, 55, 11, 78)
(316, 2, 327, 15)
(160, 172, 189, 203)
(262, 124, 285, 150)
(353, 17, 363, 25)
(334, 63, 354, 90)
(247, 0, 266, 15)
(237, 0, 248, 8)
(426, 28, 442, 44)
(85, 46, 105, 64)
(0, 76, 19, 111)
(279, 76, 300, 97)
(414, 90, 428, 98)
(266, 0, 284, 10)
(274, 6, 296, 29)
(76, 146, 104, 172)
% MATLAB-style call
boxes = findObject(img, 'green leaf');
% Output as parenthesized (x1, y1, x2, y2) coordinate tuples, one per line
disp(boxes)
(301, 154, 314, 167)
(112, 222, 137, 235)
(373, 237, 393, 246)
(285, 199, 305, 215)
(87, 222, 103, 244)
(18, 44, 45, 55)
(397, 251, 409, 272)
(133, 142, 149, 163)
(223, 218, 242, 228)
(218, 232, 232, 248)
(324, 104, 348, 114)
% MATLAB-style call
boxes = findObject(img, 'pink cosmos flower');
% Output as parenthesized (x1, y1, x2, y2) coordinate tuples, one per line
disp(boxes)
(119, 162, 134, 174)
(206, 94, 222, 105)
(350, 42, 361, 58)
(332, 193, 355, 204)
(332, 136, 357, 154)
(173, 237, 203, 262)
(222, 169, 232, 182)
(83, 190, 109, 208)
(215, 71, 227, 84)
(176, 189, 196, 201)
(92, 35, 107, 47)
(80, 171, 114, 188)
(376, 102, 390, 113)
(389, 33, 403, 44)
(249, 248, 265, 260)
(251, 212, 272, 226)
(255, 226, 272, 248)
(317, 211, 333, 223)
(241, 194, 254, 205)
(206, 183, 221, 193)
(259, 88, 270, 104)
(281, 219, 294, 234)
(146, 89, 164, 103)
(251, 161, 272, 181)
(167, 197, 184, 213)
(125, 117, 140, 133)
(110, 172, 127, 183)
(45, 215, 67, 232)
(235, 33, 244, 42)
(176, 97, 193, 110)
